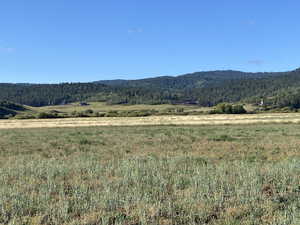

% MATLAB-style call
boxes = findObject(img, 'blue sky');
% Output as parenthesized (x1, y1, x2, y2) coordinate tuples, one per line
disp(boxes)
(1, 0, 300, 83)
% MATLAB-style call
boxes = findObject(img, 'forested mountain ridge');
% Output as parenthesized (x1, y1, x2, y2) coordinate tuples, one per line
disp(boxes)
(1, 68, 300, 108)
(193, 68, 300, 107)
(96, 70, 286, 90)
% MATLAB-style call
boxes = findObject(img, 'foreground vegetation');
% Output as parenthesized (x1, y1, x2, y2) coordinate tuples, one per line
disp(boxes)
(1, 124, 300, 224)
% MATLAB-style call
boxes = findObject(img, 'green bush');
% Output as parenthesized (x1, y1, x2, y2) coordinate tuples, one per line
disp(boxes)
(84, 109, 94, 114)
(37, 112, 61, 119)
(232, 104, 247, 114)
(126, 110, 152, 117)
(212, 103, 247, 114)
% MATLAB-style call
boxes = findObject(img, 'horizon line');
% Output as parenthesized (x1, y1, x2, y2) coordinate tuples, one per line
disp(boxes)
(1, 67, 298, 85)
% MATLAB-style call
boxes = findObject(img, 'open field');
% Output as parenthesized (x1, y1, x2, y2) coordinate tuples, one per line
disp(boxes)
(2, 112, 300, 129)
(32, 102, 259, 115)
(31, 102, 206, 113)
(1, 124, 300, 224)
(8, 102, 214, 119)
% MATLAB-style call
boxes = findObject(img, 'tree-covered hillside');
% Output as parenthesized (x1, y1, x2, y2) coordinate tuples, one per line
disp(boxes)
(0, 83, 112, 106)
(97, 70, 285, 90)
(98, 68, 300, 108)
(0, 101, 27, 118)
(1, 68, 300, 108)
(194, 68, 300, 107)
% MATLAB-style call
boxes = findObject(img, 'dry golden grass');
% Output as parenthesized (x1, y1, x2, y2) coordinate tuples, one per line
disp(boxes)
(1, 112, 300, 129)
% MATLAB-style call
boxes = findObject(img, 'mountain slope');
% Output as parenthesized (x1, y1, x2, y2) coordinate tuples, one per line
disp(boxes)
(96, 70, 286, 90)
(194, 68, 300, 106)
(97, 69, 300, 107)
(0, 83, 112, 107)
(1, 68, 300, 108)
(0, 101, 28, 118)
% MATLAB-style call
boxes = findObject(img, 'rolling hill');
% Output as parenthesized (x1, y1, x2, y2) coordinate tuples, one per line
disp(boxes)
(96, 70, 285, 90)
(1, 68, 300, 108)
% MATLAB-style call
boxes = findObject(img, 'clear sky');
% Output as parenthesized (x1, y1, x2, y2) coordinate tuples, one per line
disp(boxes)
(1, 0, 300, 83)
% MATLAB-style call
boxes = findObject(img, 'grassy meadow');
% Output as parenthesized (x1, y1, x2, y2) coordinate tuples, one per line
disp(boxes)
(33, 102, 204, 113)
(9, 102, 211, 120)
(1, 124, 300, 224)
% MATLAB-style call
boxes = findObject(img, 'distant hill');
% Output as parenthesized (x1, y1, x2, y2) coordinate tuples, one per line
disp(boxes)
(97, 69, 300, 107)
(96, 70, 285, 90)
(1, 68, 300, 108)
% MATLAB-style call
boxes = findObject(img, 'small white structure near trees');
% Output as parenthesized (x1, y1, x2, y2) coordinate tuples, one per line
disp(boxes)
(259, 99, 264, 106)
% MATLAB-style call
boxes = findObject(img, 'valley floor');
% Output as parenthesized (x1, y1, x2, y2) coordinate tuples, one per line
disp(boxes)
(1, 112, 300, 129)
(1, 124, 300, 224)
